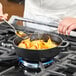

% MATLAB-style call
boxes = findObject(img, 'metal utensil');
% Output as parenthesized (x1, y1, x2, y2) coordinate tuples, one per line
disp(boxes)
(2, 18, 31, 39)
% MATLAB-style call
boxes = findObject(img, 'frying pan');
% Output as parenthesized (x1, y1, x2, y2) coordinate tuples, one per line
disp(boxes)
(13, 32, 69, 62)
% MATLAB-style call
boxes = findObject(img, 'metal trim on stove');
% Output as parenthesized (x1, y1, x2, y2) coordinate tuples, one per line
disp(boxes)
(8, 15, 76, 37)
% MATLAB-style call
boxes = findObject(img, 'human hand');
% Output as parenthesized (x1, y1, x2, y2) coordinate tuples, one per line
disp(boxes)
(58, 17, 76, 35)
(0, 3, 8, 20)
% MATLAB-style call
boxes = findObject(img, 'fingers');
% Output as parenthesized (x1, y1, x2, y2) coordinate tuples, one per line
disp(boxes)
(67, 24, 76, 35)
(62, 24, 70, 35)
(3, 13, 8, 19)
(58, 21, 70, 35)
(58, 17, 76, 35)
(58, 23, 76, 35)
(0, 13, 8, 20)
(0, 3, 8, 20)
(58, 23, 65, 34)
(58, 20, 63, 33)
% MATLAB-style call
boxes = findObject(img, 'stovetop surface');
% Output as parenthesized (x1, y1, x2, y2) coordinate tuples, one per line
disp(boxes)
(0, 22, 76, 76)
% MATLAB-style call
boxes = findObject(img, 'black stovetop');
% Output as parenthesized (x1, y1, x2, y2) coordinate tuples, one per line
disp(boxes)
(0, 22, 76, 76)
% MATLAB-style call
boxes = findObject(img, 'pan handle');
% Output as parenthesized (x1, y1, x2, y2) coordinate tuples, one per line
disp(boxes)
(58, 41, 69, 48)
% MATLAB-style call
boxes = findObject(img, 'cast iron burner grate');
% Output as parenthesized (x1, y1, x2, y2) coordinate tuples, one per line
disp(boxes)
(0, 22, 17, 63)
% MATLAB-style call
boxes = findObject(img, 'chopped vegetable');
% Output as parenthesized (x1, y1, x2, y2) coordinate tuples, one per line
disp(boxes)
(18, 38, 57, 50)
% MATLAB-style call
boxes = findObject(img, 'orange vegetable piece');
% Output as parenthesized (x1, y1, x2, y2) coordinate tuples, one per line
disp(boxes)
(18, 38, 57, 50)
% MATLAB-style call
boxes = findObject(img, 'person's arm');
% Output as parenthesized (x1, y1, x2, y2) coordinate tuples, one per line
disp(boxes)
(0, 3, 8, 20)
(58, 17, 76, 35)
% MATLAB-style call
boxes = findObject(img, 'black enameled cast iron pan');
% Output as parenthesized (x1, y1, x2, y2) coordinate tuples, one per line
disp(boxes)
(13, 33, 69, 62)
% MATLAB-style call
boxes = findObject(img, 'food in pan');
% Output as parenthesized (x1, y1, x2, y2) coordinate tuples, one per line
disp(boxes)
(18, 38, 58, 50)
(16, 31, 27, 37)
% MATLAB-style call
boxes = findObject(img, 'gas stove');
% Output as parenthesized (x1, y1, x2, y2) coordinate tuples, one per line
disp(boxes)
(0, 16, 76, 76)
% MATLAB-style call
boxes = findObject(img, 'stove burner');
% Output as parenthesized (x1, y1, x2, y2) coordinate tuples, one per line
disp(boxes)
(19, 57, 54, 69)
